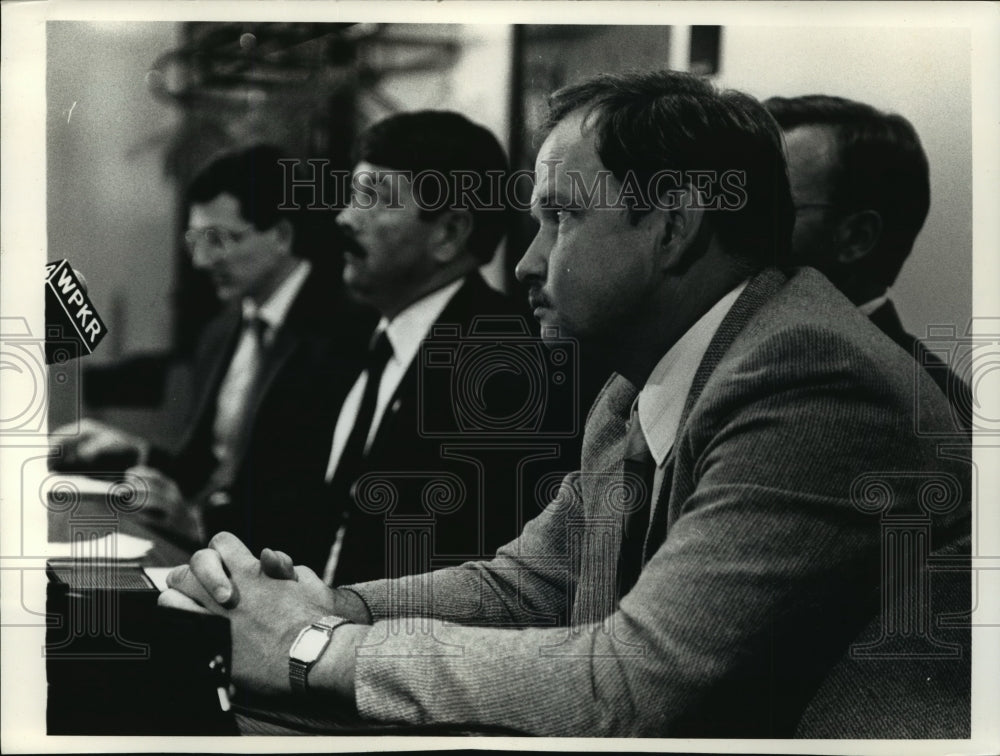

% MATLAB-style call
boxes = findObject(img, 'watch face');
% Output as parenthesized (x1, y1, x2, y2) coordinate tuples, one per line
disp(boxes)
(290, 627, 329, 663)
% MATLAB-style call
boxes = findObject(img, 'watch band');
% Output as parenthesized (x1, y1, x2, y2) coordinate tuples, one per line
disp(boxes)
(288, 615, 351, 694)
(288, 654, 311, 694)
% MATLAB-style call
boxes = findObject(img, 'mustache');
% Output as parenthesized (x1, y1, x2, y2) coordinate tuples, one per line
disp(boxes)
(527, 286, 551, 310)
(333, 224, 366, 257)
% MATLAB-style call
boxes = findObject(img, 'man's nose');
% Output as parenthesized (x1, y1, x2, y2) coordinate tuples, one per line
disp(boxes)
(188, 241, 215, 269)
(336, 204, 358, 233)
(514, 231, 547, 283)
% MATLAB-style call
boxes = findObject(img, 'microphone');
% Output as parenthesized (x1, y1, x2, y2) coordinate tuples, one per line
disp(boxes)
(45, 260, 107, 364)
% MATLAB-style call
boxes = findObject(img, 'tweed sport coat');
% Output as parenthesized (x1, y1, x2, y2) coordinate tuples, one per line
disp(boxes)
(342, 266, 970, 737)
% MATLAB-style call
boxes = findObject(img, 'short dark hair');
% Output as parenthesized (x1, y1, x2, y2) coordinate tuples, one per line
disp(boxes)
(355, 110, 510, 264)
(186, 144, 295, 232)
(544, 69, 794, 267)
(764, 95, 930, 287)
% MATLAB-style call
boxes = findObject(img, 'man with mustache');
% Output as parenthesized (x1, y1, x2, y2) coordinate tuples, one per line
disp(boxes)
(161, 72, 968, 737)
(317, 110, 576, 585)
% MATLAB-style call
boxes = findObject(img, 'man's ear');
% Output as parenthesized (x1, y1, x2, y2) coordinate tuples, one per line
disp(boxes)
(836, 209, 882, 265)
(658, 185, 706, 273)
(430, 210, 474, 263)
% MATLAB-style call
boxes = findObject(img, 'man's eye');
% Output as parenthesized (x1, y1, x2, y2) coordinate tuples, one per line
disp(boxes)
(538, 208, 567, 224)
(350, 184, 378, 206)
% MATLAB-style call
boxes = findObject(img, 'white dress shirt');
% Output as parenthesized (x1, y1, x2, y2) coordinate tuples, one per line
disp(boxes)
(857, 292, 890, 317)
(324, 277, 465, 482)
(636, 280, 747, 505)
(211, 260, 312, 470)
(252, 259, 312, 344)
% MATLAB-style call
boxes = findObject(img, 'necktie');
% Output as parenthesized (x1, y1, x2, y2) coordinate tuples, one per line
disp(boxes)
(323, 330, 394, 584)
(331, 329, 394, 501)
(617, 403, 656, 597)
(210, 309, 269, 490)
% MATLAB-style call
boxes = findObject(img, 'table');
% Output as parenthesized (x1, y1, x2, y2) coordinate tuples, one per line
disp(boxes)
(44, 475, 519, 737)
(46, 475, 194, 567)
(44, 476, 487, 736)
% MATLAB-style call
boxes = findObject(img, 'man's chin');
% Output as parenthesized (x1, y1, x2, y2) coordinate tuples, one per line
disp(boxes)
(537, 317, 569, 346)
(213, 285, 239, 302)
(342, 261, 365, 289)
(343, 280, 374, 307)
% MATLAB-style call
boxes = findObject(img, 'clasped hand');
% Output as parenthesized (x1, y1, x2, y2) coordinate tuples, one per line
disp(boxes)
(159, 532, 342, 696)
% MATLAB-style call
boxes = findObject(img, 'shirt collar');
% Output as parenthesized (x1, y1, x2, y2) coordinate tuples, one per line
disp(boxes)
(378, 277, 465, 371)
(242, 260, 312, 332)
(637, 280, 748, 466)
(857, 292, 890, 317)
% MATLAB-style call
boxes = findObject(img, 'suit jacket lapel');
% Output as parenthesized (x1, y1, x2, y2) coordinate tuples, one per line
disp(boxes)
(223, 266, 318, 470)
(643, 267, 788, 558)
(432, 272, 493, 328)
(678, 267, 788, 430)
(187, 304, 243, 443)
(867, 300, 913, 356)
(364, 273, 487, 456)
(245, 319, 298, 420)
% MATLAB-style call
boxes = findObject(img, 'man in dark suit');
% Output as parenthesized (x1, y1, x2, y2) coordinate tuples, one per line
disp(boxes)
(320, 111, 579, 585)
(162, 72, 969, 737)
(53, 145, 373, 551)
(764, 95, 972, 431)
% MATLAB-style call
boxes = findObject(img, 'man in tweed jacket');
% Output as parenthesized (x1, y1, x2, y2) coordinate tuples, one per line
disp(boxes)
(162, 70, 969, 737)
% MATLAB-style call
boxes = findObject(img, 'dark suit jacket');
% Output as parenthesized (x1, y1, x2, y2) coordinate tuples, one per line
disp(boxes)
(869, 299, 972, 432)
(330, 272, 583, 586)
(345, 267, 970, 737)
(150, 258, 376, 552)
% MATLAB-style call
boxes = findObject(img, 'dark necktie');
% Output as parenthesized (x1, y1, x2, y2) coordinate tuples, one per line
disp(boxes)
(617, 405, 657, 597)
(331, 329, 394, 504)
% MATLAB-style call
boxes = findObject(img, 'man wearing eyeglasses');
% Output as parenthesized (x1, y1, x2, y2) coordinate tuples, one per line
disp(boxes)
(161, 72, 969, 738)
(764, 95, 971, 430)
(54, 144, 374, 552)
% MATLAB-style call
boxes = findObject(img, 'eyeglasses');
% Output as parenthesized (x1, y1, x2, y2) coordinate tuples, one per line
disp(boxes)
(183, 226, 255, 256)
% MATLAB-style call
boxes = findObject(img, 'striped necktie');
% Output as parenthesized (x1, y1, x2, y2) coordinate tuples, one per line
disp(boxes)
(210, 308, 269, 490)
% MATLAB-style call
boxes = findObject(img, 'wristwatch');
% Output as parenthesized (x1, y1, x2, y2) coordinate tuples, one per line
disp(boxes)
(288, 615, 351, 693)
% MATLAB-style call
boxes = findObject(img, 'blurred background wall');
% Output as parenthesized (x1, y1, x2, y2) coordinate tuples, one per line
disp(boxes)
(45, 21, 973, 438)
(718, 25, 972, 343)
(48, 22, 180, 359)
